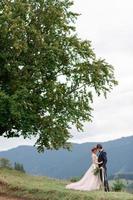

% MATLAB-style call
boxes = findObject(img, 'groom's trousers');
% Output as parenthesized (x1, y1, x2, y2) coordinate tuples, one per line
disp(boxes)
(100, 167, 109, 192)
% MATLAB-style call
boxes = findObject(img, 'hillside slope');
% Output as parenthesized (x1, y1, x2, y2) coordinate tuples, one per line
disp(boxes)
(0, 136, 133, 179)
(0, 169, 133, 200)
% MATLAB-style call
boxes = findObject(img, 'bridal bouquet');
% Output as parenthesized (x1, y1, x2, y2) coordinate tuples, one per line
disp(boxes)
(93, 167, 100, 176)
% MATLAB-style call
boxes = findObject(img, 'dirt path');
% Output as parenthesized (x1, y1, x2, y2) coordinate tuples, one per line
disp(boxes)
(0, 197, 23, 200)
(0, 196, 21, 200)
(0, 181, 25, 200)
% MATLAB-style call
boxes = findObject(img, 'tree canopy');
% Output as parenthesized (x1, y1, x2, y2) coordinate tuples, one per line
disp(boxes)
(0, 0, 117, 151)
(0, 157, 12, 168)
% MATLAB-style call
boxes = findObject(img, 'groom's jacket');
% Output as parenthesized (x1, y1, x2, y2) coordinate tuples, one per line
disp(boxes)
(98, 150, 107, 168)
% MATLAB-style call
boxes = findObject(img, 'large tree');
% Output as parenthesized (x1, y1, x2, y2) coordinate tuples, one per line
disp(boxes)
(0, 0, 117, 151)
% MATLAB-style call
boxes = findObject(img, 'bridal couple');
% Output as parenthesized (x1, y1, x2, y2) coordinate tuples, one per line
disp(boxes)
(66, 144, 110, 192)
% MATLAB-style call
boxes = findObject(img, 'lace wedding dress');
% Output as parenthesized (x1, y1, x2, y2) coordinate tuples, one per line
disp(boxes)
(65, 153, 102, 191)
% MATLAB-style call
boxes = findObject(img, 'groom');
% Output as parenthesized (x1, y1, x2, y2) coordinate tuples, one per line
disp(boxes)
(96, 144, 110, 192)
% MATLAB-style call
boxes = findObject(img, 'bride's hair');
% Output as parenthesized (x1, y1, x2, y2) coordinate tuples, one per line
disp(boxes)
(91, 147, 97, 152)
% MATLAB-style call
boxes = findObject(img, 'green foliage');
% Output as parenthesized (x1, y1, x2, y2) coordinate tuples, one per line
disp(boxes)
(14, 162, 25, 173)
(0, 157, 12, 169)
(112, 179, 125, 192)
(0, 0, 117, 151)
(93, 167, 100, 176)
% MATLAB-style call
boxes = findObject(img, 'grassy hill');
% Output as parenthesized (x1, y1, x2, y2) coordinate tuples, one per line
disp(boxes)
(0, 169, 133, 200)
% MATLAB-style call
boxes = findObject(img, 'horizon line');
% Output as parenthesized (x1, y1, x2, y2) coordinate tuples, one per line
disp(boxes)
(0, 134, 133, 152)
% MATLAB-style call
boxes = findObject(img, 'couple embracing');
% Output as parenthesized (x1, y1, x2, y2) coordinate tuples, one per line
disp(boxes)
(66, 144, 109, 192)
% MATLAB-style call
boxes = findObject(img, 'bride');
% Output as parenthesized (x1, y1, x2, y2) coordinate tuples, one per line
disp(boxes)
(65, 147, 102, 191)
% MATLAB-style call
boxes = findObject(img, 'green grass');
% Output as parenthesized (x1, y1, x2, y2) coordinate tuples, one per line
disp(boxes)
(0, 168, 133, 200)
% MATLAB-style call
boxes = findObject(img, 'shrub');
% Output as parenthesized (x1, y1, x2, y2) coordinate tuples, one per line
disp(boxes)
(112, 179, 125, 192)
(0, 158, 12, 169)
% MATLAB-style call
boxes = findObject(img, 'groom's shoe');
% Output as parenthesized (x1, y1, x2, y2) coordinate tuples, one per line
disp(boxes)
(105, 187, 110, 192)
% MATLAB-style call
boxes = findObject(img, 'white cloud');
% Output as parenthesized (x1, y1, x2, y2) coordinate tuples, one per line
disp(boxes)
(0, 137, 35, 151)
(69, 0, 133, 143)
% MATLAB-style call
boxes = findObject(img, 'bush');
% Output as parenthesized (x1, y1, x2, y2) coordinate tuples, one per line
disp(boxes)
(112, 179, 125, 192)
(0, 158, 12, 169)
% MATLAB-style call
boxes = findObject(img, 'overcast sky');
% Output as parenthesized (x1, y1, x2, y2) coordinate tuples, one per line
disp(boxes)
(0, 0, 133, 151)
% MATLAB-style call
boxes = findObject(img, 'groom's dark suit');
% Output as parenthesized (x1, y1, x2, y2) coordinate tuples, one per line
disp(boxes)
(98, 150, 109, 192)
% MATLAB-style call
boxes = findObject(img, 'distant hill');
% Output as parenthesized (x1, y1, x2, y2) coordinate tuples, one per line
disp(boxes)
(0, 136, 133, 179)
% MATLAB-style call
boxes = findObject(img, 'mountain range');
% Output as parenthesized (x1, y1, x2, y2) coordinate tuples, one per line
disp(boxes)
(0, 136, 133, 179)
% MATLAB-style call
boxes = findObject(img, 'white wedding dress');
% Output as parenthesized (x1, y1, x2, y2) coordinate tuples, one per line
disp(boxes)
(65, 153, 101, 191)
